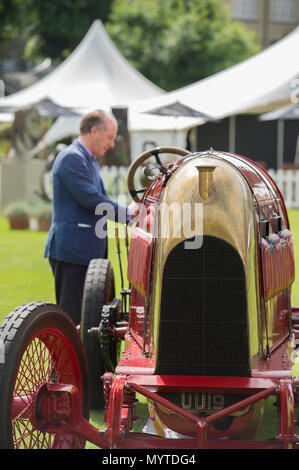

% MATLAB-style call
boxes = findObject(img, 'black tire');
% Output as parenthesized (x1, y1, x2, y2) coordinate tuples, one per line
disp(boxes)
(81, 258, 117, 409)
(0, 302, 90, 449)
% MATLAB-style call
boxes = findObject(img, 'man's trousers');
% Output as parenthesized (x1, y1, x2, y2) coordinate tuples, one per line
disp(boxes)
(49, 258, 88, 325)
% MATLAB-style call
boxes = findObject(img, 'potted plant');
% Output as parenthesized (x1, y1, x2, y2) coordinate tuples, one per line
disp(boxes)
(35, 202, 53, 231)
(3, 200, 30, 229)
(24, 194, 47, 230)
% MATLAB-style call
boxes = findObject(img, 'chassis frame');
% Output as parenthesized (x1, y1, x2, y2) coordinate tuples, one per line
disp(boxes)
(21, 369, 298, 449)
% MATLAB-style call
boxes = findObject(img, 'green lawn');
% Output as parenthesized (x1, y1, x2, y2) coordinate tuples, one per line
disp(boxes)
(0, 217, 130, 316)
(0, 216, 55, 314)
(1, 210, 299, 447)
(0, 216, 148, 448)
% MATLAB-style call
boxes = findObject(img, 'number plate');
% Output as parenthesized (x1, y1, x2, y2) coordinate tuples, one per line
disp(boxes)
(158, 392, 250, 416)
(181, 392, 224, 411)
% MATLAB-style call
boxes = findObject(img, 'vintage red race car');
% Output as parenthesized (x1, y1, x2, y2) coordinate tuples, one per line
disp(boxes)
(0, 147, 298, 449)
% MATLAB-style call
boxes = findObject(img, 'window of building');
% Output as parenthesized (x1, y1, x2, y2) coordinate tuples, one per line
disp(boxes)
(232, 0, 258, 20)
(270, 0, 297, 23)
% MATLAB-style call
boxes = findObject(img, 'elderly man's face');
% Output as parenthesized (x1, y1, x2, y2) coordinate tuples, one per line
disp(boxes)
(91, 117, 117, 157)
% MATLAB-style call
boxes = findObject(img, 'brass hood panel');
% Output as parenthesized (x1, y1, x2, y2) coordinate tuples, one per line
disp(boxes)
(149, 154, 260, 363)
(159, 155, 254, 265)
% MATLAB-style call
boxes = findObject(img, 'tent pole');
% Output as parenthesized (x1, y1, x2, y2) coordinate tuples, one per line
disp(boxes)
(229, 115, 236, 154)
(277, 119, 284, 169)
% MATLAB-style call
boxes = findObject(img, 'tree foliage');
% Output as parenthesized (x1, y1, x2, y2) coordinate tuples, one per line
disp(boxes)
(29, 1, 113, 60)
(0, 0, 261, 91)
(0, 0, 113, 66)
(106, 0, 261, 90)
(0, 0, 37, 67)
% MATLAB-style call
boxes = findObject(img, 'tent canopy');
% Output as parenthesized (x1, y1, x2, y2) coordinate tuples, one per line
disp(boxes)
(0, 20, 164, 111)
(259, 102, 299, 121)
(129, 26, 299, 121)
(2, 21, 298, 150)
(0, 19, 204, 136)
(144, 100, 214, 120)
(0, 22, 298, 122)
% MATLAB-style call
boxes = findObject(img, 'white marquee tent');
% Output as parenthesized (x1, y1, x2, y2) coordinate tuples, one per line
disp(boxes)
(37, 24, 299, 157)
(132, 25, 299, 120)
(0, 20, 204, 157)
(1, 22, 299, 160)
(0, 20, 165, 110)
(127, 25, 299, 158)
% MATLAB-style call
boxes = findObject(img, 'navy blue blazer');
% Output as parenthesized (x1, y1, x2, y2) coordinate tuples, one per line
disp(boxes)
(44, 139, 128, 266)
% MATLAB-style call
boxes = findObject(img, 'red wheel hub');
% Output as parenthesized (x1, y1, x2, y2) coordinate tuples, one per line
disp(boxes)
(10, 328, 84, 449)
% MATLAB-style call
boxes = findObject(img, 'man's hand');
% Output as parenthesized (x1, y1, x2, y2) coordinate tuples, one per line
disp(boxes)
(128, 201, 140, 218)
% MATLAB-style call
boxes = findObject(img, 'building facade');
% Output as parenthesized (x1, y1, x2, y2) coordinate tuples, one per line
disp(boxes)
(226, 0, 299, 46)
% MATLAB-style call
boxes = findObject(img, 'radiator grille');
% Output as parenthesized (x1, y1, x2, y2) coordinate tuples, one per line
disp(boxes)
(156, 236, 250, 377)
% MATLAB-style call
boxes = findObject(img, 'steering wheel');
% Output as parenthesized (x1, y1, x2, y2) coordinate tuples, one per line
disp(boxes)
(127, 146, 190, 203)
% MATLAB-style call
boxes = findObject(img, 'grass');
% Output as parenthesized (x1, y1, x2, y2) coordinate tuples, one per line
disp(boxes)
(0, 216, 56, 314)
(0, 218, 130, 316)
(0, 216, 149, 448)
(1, 210, 299, 447)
